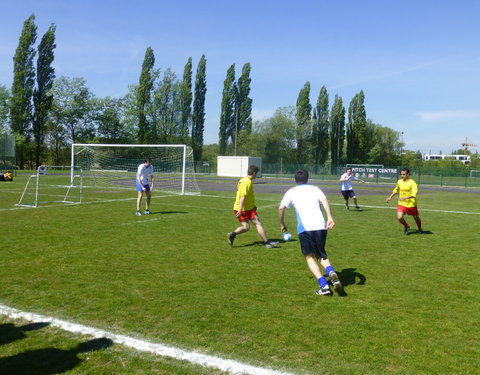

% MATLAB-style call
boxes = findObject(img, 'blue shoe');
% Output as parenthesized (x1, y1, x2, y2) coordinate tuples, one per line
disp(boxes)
(136, 210, 142, 216)
(145, 209, 151, 215)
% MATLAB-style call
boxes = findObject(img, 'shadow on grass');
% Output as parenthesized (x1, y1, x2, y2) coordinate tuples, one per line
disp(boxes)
(409, 230, 434, 235)
(338, 268, 366, 286)
(236, 239, 294, 248)
(0, 322, 50, 346)
(0, 336, 113, 375)
(333, 268, 367, 297)
(156, 210, 188, 215)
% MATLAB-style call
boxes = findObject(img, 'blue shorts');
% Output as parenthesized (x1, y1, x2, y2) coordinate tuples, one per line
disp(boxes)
(136, 182, 150, 192)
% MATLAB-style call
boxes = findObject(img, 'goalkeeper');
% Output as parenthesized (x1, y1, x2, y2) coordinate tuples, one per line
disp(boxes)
(136, 158, 154, 216)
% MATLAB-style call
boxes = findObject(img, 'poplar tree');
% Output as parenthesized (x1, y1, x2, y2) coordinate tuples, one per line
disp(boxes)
(180, 57, 193, 139)
(0, 85, 10, 133)
(33, 23, 56, 167)
(236, 63, 252, 134)
(313, 86, 329, 166)
(192, 55, 207, 162)
(347, 90, 367, 163)
(219, 64, 235, 155)
(10, 14, 37, 168)
(137, 47, 155, 143)
(295, 82, 312, 164)
(330, 94, 345, 171)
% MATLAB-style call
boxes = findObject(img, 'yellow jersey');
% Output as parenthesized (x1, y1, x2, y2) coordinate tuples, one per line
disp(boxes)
(233, 176, 255, 211)
(393, 178, 418, 208)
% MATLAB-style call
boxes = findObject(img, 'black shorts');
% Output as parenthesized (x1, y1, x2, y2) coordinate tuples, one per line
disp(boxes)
(298, 230, 328, 259)
(341, 190, 355, 199)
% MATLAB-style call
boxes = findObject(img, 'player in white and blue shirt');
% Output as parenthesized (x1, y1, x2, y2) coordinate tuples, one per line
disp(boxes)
(279, 169, 343, 296)
(136, 158, 154, 216)
(339, 167, 365, 211)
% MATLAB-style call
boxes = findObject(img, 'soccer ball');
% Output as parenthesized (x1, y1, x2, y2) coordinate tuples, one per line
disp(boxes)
(282, 232, 292, 241)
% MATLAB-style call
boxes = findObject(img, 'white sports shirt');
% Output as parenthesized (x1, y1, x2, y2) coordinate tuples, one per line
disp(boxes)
(137, 163, 154, 185)
(340, 173, 358, 191)
(280, 184, 327, 234)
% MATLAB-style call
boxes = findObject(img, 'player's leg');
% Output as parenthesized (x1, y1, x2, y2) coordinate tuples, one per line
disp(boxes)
(300, 231, 332, 295)
(316, 230, 343, 292)
(251, 215, 279, 248)
(145, 190, 152, 213)
(341, 190, 350, 211)
(306, 255, 331, 295)
(306, 254, 323, 279)
(352, 193, 361, 210)
(136, 191, 143, 215)
(396, 210, 410, 234)
(228, 212, 251, 245)
(413, 215, 422, 232)
(235, 220, 250, 234)
(251, 215, 268, 242)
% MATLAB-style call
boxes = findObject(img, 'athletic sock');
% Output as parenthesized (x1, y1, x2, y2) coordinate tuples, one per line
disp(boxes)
(317, 276, 328, 288)
(325, 266, 335, 277)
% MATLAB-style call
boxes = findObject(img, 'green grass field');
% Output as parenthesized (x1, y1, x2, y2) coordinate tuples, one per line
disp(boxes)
(1, 176, 479, 374)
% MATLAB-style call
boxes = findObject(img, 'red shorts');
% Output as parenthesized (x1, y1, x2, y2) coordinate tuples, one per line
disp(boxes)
(234, 209, 257, 222)
(397, 205, 419, 216)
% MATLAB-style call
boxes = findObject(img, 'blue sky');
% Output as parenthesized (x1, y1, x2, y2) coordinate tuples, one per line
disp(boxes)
(1, 0, 479, 154)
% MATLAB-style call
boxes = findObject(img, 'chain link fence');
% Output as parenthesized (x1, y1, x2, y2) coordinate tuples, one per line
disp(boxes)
(194, 160, 480, 188)
(0, 134, 16, 172)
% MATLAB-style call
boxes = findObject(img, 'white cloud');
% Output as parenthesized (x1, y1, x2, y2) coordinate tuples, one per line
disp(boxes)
(417, 110, 480, 122)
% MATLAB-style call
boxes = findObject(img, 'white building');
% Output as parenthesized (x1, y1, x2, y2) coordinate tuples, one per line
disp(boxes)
(422, 154, 470, 164)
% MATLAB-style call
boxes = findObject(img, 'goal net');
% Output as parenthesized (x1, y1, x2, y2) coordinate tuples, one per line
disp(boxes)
(71, 144, 200, 196)
(17, 166, 83, 207)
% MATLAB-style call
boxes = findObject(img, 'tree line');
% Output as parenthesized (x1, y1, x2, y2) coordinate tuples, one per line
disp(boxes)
(5, 14, 472, 172)
(218, 78, 406, 170)
(0, 15, 207, 168)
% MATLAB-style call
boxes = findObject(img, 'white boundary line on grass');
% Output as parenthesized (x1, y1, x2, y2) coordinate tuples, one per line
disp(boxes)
(0, 304, 297, 375)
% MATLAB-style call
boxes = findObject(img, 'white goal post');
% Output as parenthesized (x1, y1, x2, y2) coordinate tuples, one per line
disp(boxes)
(17, 165, 83, 207)
(470, 170, 480, 178)
(71, 143, 200, 196)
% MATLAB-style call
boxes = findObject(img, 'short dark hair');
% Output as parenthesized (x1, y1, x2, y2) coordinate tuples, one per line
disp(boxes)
(145, 157, 152, 163)
(295, 169, 309, 184)
(401, 168, 410, 174)
(346, 167, 352, 172)
(248, 165, 259, 175)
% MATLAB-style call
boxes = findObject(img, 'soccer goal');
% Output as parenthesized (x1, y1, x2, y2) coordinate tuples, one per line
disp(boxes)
(71, 144, 200, 196)
(17, 166, 83, 207)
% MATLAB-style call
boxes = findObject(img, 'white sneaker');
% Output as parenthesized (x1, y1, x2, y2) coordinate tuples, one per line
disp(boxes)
(265, 241, 279, 249)
(316, 286, 332, 295)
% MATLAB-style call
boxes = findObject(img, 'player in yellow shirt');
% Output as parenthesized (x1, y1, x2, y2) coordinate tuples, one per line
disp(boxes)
(386, 168, 424, 235)
(228, 165, 279, 249)
(0, 170, 13, 181)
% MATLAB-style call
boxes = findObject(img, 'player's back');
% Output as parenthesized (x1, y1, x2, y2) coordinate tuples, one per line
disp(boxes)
(284, 184, 327, 231)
